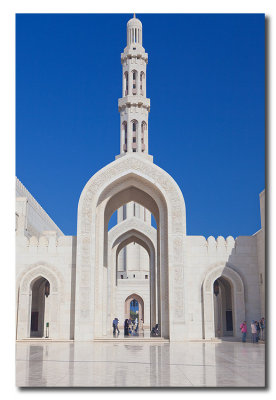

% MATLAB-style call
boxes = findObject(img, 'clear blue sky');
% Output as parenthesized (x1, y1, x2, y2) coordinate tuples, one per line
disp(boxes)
(16, 13, 265, 238)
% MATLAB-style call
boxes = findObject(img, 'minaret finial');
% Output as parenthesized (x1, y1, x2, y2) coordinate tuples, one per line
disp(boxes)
(133, 13, 136, 18)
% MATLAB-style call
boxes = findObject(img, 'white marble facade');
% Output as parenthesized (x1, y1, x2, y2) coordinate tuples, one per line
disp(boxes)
(16, 15, 265, 342)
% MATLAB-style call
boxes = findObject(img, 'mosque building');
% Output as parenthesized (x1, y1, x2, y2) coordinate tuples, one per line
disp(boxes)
(16, 15, 265, 341)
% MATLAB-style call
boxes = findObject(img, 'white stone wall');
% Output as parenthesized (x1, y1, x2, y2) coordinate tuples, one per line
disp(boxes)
(16, 175, 265, 341)
(183, 234, 261, 339)
(16, 229, 76, 340)
(16, 177, 63, 238)
(254, 190, 265, 317)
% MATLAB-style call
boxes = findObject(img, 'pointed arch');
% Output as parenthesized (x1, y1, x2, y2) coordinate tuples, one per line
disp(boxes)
(202, 264, 245, 339)
(16, 263, 63, 340)
(76, 156, 186, 340)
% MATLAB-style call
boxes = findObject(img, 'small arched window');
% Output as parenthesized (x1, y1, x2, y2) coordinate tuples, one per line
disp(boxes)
(140, 72, 145, 95)
(122, 121, 127, 152)
(141, 122, 147, 152)
(132, 71, 137, 94)
(124, 72, 129, 96)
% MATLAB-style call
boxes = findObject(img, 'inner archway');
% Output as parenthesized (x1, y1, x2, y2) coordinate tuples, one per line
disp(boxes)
(30, 277, 50, 338)
(99, 182, 166, 338)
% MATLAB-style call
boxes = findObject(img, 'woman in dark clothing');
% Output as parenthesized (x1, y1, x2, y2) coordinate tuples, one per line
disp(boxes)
(124, 319, 129, 336)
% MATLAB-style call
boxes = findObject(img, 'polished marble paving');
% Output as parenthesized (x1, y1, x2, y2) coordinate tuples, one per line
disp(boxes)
(16, 340, 265, 387)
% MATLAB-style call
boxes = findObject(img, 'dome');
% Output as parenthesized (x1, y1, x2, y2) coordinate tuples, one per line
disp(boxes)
(127, 15, 142, 27)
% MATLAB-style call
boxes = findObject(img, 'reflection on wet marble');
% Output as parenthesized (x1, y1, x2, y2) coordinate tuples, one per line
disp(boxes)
(16, 340, 265, 387)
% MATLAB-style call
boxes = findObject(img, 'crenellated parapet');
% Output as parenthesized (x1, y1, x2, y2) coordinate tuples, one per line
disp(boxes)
(17, 230, 76, 254)
(186, 234, 257, 257)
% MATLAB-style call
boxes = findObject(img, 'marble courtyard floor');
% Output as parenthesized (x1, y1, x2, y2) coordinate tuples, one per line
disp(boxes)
(16, 340, 265, 387)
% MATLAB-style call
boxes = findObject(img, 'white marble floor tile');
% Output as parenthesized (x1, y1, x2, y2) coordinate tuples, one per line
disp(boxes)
(16, 340, 265, 387)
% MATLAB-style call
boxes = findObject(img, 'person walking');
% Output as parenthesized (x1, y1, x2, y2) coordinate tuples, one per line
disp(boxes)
(251, 320, 257, 343)
(113, 318, 120, 336)
(240, 321, 247, 343)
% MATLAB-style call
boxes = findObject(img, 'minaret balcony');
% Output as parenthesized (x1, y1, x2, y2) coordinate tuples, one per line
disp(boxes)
(121, 50, 148, 64)
(118, 95, 150, 111)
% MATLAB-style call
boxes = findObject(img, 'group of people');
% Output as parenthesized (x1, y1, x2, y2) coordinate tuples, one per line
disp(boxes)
(124, 317, 143, 336)
(240, 317, 265, 343)
(150, 324, 159, 337)
(113, 317, 144, 337)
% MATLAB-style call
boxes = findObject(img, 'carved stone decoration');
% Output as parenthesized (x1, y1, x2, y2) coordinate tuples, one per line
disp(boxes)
(75, 155, 187, 341)
(18, 263, 63, 294)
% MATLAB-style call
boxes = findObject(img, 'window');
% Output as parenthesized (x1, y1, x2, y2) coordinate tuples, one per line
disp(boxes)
(133, 122, 136, 131)
(133, 137, 136, 143)
(133, 274, 135, 278)
(121, 275, 123, 279)
(145, 275, 148, 279)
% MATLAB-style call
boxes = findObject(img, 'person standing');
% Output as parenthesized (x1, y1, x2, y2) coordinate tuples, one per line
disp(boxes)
(240, 321, 247, 342)
(251, 320, 257, 343)
(260, 317, 265, 341)
(124, 319, 129, 336)
(140, 318, 144, 333)
(255, 320, 260, 342)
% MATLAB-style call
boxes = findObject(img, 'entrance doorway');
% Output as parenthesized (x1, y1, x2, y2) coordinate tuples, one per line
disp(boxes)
(213, 277, 233, 337)
(130, 299, 139, 320)
(30, 277, 50, 338)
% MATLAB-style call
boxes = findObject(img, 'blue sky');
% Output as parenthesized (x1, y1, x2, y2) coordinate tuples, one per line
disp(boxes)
(16, 13, 265, 237)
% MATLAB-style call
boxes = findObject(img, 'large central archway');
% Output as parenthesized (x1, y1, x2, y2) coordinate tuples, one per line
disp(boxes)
(75, 156, 186, 341)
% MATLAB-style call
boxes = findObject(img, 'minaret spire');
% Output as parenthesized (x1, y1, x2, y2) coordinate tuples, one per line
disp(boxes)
(117, 15, 151, 160)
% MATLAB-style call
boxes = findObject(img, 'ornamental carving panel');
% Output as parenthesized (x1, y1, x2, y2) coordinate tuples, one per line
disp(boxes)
(174, 289, 184, 318)
(19, 263, 62, 294)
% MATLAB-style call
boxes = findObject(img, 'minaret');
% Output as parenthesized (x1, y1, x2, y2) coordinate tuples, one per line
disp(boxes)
(117, 14, 152, 160)
(117, 15, 151, 280)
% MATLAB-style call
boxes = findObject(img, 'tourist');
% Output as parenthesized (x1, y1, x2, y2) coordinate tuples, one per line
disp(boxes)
(140, 318, 144, 332)
(113, 318, 120, 336)
(255, 320, 260, 342)
(124, 319, 129, 336)
(240, 321, 247, 342)
(251, 320, 257, 343)
(260, 317, 265, 341)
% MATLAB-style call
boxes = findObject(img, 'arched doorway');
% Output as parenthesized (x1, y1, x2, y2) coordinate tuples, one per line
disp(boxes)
(75, 157, 186, 341)
(202, 264, 245, 339)
(17, 264, 62, 340)
(125, 294, 144, 322)
(30, 277, 50, 338)
(213, 277, 233, 337)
